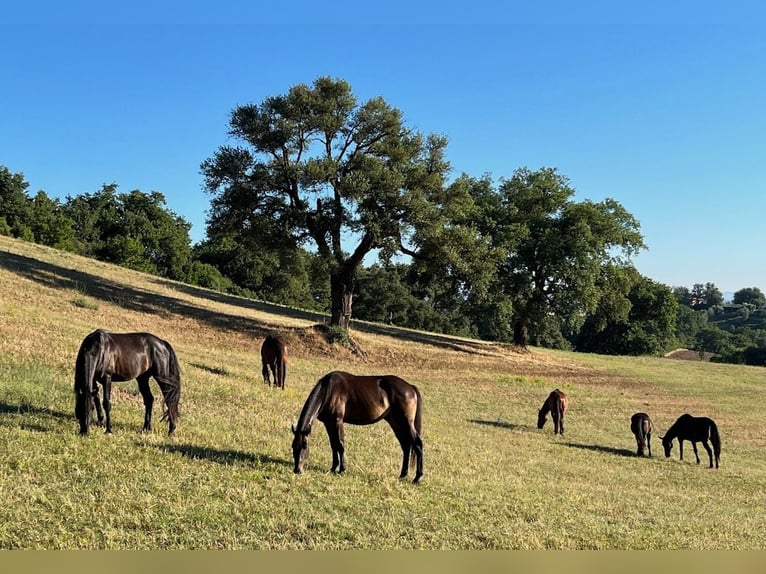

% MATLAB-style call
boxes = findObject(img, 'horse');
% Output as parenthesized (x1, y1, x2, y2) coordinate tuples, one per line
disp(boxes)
(261, 334, 288, 389)
(630, 412, 654, 457)
(661, 413, 721, 468)
(291, 371, 424, 483)
(537, 389, 568, 434)
(74, 329, 181, 436)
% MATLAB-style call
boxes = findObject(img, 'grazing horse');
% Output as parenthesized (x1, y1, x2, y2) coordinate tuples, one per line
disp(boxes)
(261, 334, 288, 389)
(661, 413, 721, 468)
(291, 371, 424, 483)
(630, 412, 654, 457)
(74, 329, 181, 435)
(537, 389, 568, 434)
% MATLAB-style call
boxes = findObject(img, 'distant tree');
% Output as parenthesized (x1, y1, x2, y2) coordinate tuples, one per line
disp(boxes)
(672, 286, 692, 307)
(28, 190, 76, 250)
(201, 77, 461, 330)
(691, 282, 724, 310)
(493, 167, 645, 346)
(674, 304, 708, 348)
(62, 184, 192, 279)
(695, 325, 733, 357)
(733, 287, 766, 308)
(576, 273, 677, 355)
(0, 165, 33, 238)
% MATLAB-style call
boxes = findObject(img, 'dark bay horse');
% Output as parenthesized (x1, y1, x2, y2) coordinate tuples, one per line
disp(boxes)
(537, 389, 568, 434)
(261, 334, 288, 389)
(74, 329, 181, 435)
(661, 413, 721, 468)
(291, 371, 424, 483)
(630, 412, 654, 457)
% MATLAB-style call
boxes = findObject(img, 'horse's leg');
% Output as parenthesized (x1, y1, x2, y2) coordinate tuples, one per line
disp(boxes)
(389, 420, 411, 479)
(91, 384, 104, 427)
(558, 411, 565, 435)
(262, 362, 270, 386)
(102, 376, 113, 434)
(137, 375, 154, 432)
(691, 441, 700, 464)
(323, 421, 343, 473)
(679, 439, 684, 461)
(336, 420, 347, 474)
(701, 440, 713, 468)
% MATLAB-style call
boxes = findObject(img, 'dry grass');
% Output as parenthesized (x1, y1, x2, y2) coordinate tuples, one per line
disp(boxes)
(1, 235, 766, 549)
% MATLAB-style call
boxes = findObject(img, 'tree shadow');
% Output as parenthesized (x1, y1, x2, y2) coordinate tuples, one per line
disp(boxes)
(0, 248, 507, 357)
(565, 442, 636, 458)
(146, 442, 291, 468)
(469, 418, 534, 432)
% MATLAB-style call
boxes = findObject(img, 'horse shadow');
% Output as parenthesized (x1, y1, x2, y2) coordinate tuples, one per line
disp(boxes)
(565, 442, 636, 458)
(0, 400, 72, 432)
(147, 442, 291, 468)
(469, 418, 534, 432)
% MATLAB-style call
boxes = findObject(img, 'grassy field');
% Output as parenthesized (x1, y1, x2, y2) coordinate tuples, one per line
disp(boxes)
(1, 234, 765, 549)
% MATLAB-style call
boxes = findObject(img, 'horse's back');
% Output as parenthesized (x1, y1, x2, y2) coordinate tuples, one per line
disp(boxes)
(323, 371, 418, 424)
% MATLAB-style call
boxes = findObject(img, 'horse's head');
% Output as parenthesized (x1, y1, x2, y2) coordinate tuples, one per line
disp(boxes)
(660, 435, 672, 458)
(537, 408, 547, 429)
(291, 424, 311, 474)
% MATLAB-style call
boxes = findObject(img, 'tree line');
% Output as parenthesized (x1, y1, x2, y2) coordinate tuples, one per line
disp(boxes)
(2, 77, 765, 364)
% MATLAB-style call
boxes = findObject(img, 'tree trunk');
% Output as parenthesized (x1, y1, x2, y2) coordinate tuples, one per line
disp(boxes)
(330, 268, 354, 329)
(513, 319, 529, 348)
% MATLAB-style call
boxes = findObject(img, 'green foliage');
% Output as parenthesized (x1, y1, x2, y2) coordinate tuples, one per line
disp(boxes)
(576, 274, 678, 355)
(201, 77, 456, 327)
(733, 287, 766, 308)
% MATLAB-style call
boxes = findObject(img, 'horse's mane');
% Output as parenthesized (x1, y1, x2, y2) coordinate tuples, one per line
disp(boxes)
(295, 374, 330, 433)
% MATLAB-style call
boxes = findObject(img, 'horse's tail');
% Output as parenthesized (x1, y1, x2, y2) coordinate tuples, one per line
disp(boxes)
(710, 419, 721, 463)
(277, 341, 287, 389)
(411, 384, 424, 468)
(74, 331, 101, 433)
(158, 339, 181, 425)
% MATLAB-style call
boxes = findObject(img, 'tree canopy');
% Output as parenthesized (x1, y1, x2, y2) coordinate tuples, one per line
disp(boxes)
(201, 77, 456, 328)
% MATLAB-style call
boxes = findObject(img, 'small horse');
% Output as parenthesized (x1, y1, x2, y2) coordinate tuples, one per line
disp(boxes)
(74, 329, 181, 435)
(661, 413, 721, 468)
(291, 371, 424, 483)
(537, 389, 568, 434)
(630, 412, 654, 457)
(261, 334, 288, 389)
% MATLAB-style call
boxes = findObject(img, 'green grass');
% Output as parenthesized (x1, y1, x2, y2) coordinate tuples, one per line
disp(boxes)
(1, 235, 766, 549)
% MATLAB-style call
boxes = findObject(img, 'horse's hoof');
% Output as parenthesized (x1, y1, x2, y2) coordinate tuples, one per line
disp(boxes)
(413, 473, 423, 484)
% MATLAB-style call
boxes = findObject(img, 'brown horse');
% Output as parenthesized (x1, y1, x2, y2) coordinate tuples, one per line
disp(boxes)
(661, 413, 721, 468)
(630, 412, 654, 457)
(291, 371, 424, 483)
(261, 334, 288, 389)
(537, 389, 568, 434)
(74, 329, 181, 435)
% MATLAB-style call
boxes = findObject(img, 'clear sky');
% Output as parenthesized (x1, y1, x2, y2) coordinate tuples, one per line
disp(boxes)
(2, 1, 765, 295)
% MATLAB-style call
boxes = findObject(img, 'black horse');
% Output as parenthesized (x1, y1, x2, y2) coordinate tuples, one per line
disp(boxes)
(74, 329, 181, 435)
(261, 334, 288, 389)
(537, 389, 569, 435)
(291, 371, 424, 483)
(661, 413, 721, 468)
(630, 412, 653, 457)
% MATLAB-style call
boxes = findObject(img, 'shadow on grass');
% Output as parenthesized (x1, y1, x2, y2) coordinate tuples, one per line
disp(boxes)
(0, 248, 504, 356)
(148, 442, 291, 468)
(565, 442, 636, 458)
(0, 400, 74, 433)
(188, 363, 230, 376)
(469, 418, 534, 432)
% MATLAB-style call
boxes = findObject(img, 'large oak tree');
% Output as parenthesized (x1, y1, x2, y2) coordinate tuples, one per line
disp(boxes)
(201, 77, 453, 328)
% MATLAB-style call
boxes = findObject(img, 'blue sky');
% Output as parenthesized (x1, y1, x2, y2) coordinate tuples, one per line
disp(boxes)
(2, 1, 765, 294)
